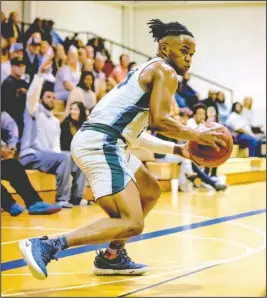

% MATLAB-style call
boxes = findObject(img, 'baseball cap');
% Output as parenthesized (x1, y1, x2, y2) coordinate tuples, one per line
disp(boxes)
(27, 36, 41, 46)
(10, 57, 26, 66)
(9, 43, 24, 54)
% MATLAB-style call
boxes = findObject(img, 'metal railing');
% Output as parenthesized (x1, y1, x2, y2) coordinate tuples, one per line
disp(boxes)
(20, 21, 234, 103)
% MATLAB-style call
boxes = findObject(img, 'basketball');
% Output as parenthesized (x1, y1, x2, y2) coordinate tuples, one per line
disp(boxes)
(188, 122, 233, 168)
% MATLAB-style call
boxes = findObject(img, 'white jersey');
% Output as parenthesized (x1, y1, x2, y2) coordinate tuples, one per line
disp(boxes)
(84, 57, 165, 145)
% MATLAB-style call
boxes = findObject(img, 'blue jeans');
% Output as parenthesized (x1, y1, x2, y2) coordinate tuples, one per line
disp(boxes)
(20, 151, 86, 202)
(236, 134, 262, 157)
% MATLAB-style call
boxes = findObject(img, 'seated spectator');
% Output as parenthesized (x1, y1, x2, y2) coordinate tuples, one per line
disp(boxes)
(52, 44, 67, 76)
(23, 18, 43, 45)
(128, 61, 137, 72)
(78, 47, 93, 72)
(1, 42, 24, 83)
(85, 45, 94, 59)
(1, 57, 29, 139)
(92, 53, 107, 101)
(226, 102, 264, 157)
(61, 101, 87, 205)
(54, 45, 81, 101)
(20, 60, 86, 208)
(61, 102, 87, 152)
(187, 103, 207, 128)
(109, 54, 129, 83)
(242, 96, 265, 137)
(24, 35, 42, 83)
(65, 71, 96, 116)
(178, 72, 199, 110)
(216, 91, 229, 125)
(1, 114, 62, 216)
(5, 11, 22, 45)
(103, 52, 114, 78)
(202, 89, 219, 115)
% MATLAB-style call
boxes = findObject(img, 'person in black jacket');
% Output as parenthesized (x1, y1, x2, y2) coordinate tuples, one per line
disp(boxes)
(60, 101, 87, 151)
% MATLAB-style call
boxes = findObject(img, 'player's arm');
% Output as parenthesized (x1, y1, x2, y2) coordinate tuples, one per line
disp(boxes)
(133, 131, 191, 159)
(149, 66, 226, 151)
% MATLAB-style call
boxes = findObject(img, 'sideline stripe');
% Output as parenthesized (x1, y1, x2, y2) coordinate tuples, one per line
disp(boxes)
(1, 208, 265, 272)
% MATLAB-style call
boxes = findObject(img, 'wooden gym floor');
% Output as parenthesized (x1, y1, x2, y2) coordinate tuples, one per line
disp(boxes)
(1, 182, 266, 297)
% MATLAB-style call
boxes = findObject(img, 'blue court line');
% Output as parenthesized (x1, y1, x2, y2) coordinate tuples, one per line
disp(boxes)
(1, 208, 265, 272)
(118, 264, 219, 297)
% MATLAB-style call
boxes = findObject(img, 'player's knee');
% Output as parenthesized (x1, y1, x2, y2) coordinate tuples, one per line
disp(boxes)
(127, 219, 144, 236)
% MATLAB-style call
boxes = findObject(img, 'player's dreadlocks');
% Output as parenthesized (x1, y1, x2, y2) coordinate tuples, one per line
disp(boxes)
(147, 19, 194, 42)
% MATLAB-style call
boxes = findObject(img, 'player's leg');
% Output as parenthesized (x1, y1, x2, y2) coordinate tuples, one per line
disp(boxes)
(18, 130, 147, 279)
(94, 156, 161, 275)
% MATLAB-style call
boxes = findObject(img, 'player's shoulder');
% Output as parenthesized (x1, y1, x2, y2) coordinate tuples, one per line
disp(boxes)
(151, 61, 177, 81)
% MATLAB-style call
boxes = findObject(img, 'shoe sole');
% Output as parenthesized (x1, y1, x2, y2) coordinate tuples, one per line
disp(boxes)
(28, 207, 62, 215)
(92, 265, 149, 276)
(18, 240, 47, 280)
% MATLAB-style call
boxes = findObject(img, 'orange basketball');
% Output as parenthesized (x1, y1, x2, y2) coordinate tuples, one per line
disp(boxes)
(188, 122, 233, 168)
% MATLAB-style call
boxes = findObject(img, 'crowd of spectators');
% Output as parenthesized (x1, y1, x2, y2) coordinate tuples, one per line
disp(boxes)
(1, 11, 266, 215)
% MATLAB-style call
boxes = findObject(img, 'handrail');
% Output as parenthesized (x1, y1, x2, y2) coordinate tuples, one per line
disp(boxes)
(20, 21, 234, 102)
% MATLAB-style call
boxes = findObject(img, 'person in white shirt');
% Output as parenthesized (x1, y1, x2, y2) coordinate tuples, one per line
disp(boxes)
(20, 59, 86, 208)
(226, 102, 263, 157)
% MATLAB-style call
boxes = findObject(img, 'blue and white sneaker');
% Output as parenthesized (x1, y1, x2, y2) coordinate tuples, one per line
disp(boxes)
(19, 236, 58, 280)
(28, 201, 61, 215)
(92, 248, 149, 276)
(9, 203, 25, 216)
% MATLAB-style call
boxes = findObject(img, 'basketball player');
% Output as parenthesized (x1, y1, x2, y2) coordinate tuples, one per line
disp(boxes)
(19, 19, 226, 279)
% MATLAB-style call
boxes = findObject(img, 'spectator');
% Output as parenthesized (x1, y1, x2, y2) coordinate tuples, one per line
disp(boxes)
(178, 72, 199, 110)
(61, 101, 87, 151)
(23, 18, 43, 45)
(88, 37, 109, 58)
(92, 53, 107, 101)
(20, 60, 86, 208)
(202, 89, 219, 115)
(1, 114, 61, 216)
(128, 61, 137, 72)
(109, 54, 129, 83)
(65, 71, 96, 116)
(54, 45, 81, 101)
(1, 57, 29, 139)
(1, 42, 24, 83)
(5, 11, 22, 44)
(52, 44, 67, 76)
(24, 35, 42, 83)
(226, 102, 264, 157)
(187, 104, 227, 191)
(242, 96, 265, 136)
(187, 103, 207, 128)
(103, 52, 114, 78)
(78, 47, 93, 72)
(216, 91, 229, 125)
(85, 45, 94, 59)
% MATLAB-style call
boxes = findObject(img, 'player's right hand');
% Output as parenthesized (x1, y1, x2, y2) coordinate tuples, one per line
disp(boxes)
(197, 129, 227, 152)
